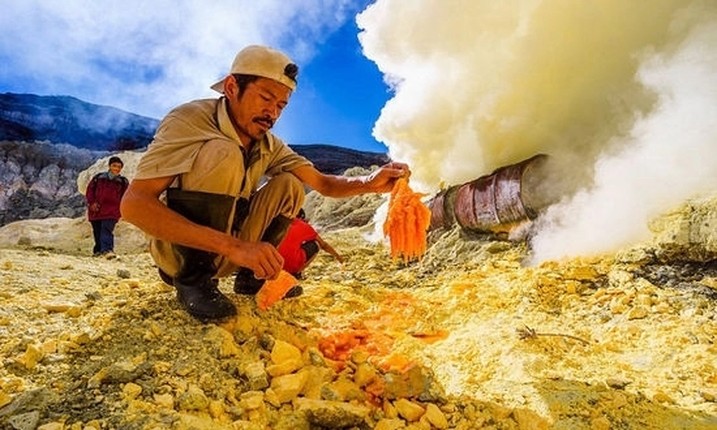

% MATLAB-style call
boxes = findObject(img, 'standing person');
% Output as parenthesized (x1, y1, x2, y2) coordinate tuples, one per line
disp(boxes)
(277, 209, 344, 279)
(86, 156, 129, 259)
(120, 45, 409, 322)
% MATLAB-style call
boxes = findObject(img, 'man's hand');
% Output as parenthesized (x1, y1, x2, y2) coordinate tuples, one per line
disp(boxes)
(365, 162, 410, 193)
(226, 240, 284, 280)
(89, 202, 100, 212)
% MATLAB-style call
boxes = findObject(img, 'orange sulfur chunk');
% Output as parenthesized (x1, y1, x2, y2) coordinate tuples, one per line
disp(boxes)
(383, 177, 432, 263)
(256, 270, 298, 310)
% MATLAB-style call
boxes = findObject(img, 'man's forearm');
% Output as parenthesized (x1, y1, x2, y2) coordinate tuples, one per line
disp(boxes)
(121, 192, 234, 256)
(314, 174, 377, 198)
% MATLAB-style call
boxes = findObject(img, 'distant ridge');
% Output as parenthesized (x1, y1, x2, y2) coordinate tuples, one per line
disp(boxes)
(0, 93, 159, 150)
(291, 144, 388, 176)
(0, 93, 389, 225)
(0, 93, 389, 172)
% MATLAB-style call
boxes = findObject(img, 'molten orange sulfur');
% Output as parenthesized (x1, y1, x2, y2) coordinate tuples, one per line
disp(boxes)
(256, 270, 298, 310)
(383, 178, 432, 263)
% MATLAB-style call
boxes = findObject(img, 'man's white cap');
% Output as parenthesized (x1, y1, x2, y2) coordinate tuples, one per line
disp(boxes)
(210, 45, 298, 93)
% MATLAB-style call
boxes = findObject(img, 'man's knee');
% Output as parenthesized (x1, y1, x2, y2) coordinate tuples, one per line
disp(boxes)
(266, 173, 304, 196)
(260, 173, 305, 216)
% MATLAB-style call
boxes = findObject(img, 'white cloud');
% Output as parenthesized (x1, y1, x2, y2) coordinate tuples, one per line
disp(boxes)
(0, 0, 356, 118)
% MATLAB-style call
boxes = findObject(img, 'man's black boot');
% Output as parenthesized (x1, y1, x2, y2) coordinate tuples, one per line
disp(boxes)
(173, 246, 236, 321)
(233, 267, 266, 295)
(234, 214, 301, 298)
(175, 279, 236, 321)
(165, 189, 237, 321)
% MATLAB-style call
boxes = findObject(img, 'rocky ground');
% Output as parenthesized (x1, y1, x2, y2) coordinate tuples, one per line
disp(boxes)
(0, 196, 716, 429)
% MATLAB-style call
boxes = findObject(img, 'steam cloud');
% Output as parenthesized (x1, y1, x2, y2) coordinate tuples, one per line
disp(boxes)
(357, 0, 717, 262)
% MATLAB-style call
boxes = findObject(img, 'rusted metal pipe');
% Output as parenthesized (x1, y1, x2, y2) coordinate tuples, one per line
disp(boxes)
(427, 154, 550, 234)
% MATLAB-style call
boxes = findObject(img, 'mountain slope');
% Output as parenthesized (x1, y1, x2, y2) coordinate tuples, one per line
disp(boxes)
(0, 93, 389, 225)
(291, 144, 388, 175)
(0, 93, 159, 151)
(0, 93, 389, 172)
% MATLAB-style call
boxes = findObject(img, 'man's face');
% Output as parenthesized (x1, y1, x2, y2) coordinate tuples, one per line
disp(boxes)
(228, 77, 292, 144)
(109, 162, 123, 175)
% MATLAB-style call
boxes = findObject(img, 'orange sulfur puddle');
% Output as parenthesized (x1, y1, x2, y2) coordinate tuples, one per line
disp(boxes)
(315, 292, 449, 373)
(318, 328, 393, 363)
(374, 352, 416, 373)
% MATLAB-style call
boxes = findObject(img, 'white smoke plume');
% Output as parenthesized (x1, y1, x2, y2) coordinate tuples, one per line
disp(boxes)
(357, 0, 717, 262)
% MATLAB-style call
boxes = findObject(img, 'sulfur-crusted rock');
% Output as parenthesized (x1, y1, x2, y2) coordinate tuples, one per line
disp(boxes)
(383, 365, 444, 401)
(295, 398, 371, 428)
(424, 403, 449, 429)
(177, 384, 209, 411)
(394, 398, 425, 422)
(270, 372, 308, 404)
(242, 361, 269, 391)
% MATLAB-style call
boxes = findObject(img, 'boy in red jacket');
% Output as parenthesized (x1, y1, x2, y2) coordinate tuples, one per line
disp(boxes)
(86, 156, 129, 258)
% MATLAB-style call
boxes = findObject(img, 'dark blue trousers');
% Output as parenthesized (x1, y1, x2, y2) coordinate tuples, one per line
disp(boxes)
(91, 219, 118, 255)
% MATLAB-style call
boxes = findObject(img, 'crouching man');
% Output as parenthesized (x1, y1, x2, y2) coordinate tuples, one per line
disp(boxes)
(120, 45, 408, 322)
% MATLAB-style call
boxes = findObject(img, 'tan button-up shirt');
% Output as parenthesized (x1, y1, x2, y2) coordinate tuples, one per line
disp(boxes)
(135, 97, 311, 199)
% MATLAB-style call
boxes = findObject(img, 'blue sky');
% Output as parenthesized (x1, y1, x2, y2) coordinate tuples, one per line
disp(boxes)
(0, 0, 389, 153)
(273, 11, 389, 153)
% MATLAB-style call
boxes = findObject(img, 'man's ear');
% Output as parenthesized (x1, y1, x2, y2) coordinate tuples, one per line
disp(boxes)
(223, 75, 238, 97)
